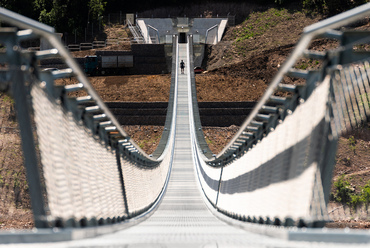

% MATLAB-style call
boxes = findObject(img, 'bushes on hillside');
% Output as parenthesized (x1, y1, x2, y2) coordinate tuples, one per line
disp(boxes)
(333, 175, 370, 209)
(302, 0, 369, 15)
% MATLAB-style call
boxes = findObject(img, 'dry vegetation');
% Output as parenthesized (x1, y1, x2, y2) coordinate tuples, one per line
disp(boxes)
(70, 24, 132, 57)
(0, 94, 33, 229)
(196, 74, 267, 102)
(124, 126, 164, 155)
(57, 75, 171, 102)
(205, 8, 322, 70)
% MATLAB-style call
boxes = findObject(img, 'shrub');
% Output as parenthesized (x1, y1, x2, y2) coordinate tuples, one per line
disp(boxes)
(333, 175, 353, 204)
(361, 182, 370, 207)
(351, 194, 363, 209)
(303, 0, 369, 15)
(348, 136, 356, 153)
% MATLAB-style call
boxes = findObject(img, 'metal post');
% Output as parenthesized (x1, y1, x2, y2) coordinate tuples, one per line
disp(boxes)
(8, 35, 47, 228)
(116, 147, 129, 217)
(147, 26, 149, 43)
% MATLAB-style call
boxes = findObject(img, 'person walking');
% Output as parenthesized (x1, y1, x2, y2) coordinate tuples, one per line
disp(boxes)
(180, 60, 185, 74)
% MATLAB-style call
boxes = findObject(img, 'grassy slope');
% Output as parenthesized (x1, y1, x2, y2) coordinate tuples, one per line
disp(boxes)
(205, 8, 322, 70)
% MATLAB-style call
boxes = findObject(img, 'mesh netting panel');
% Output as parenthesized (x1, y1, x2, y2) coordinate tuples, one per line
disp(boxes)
(194, 150, 221, 204)
(330, 61, 370, 136)
(203, 77, 331, 222)
(121, 138, 173, 214)
(31, 84, 126, 222)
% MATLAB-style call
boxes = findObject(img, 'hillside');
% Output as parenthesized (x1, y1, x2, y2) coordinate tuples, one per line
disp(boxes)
(205, 8, 322, 71)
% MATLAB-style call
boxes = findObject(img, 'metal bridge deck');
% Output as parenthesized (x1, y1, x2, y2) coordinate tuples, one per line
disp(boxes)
(94, 43, 263, 247)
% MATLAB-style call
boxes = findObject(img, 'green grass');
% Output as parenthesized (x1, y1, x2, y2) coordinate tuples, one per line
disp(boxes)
(233, 8, 291, 43)
(205, 137, 214, 145)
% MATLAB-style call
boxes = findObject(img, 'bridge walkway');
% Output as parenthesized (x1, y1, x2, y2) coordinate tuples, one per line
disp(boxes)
(7, 42, 301, 248)
(49, 42, 326, 248)
(80, 42, 260, 247)
(0, 36, 365, 248)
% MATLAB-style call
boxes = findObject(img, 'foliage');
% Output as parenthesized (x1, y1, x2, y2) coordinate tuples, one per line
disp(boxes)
(2, 0, 369, 38)
(234, 9, 291, 43)
(350, 194, 362, 209)
(302, 0, 369, 15)
(0, 0, 37, 19)
(361, 182, 370, 207)
(88, 0, 107, 21)
(333, 175, 353, 203)
(348, 136, 356, 153)
(0, 0, 105, 35)
(334, 177, 370, 209)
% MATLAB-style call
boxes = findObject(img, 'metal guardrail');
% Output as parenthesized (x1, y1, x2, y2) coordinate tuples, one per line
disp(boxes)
(190, 3, 370, 227)
(147, 25, 160, 44)
(209, 3, 370, 169)
(205, 24, 219, 45)
(127, 18, 144, 44)
(0, 7, 177, 228)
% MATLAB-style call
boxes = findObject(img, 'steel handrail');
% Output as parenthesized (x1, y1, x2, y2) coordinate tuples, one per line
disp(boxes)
(205, 24, 218, 44)
(147, 24, 160, 44)
(127, 18, 144, 44)
(215, 3, 370, 160)
(0, 7, 159, 163)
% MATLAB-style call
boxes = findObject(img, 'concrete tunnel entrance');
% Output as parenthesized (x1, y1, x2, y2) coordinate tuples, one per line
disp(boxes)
(179, 32, 187, 43)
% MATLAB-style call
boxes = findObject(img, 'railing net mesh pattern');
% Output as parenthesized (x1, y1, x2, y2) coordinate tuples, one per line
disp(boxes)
(30, 77, 173, 224)
(216, 78, 331, 222)
(195, 55, 370, 225)
(195, 76, 333, 225)
(120, 141, 173, 215)
(31, 84, 127, 221)
(330, 61, 370, 137)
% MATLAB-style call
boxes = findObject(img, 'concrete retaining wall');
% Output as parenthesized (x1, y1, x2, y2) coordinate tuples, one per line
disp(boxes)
(40, 44, 172, 75)
(106, 101, 256, 126)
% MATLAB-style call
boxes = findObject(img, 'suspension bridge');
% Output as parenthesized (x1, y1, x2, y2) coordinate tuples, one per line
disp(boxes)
(1, 3, 370, 247)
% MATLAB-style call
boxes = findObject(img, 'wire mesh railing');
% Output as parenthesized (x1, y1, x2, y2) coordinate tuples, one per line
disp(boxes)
(191, 3, 370, 227)
(0, 7, 177, 228)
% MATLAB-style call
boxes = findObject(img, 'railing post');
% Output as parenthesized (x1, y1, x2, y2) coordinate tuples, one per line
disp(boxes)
(116, 146, 130, 217)
(8, 34, 47, 228)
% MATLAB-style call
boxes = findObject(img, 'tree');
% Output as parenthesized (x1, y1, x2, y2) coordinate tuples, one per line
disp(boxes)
(88, 0, 106, 23)
(33, 0, 92, 35)
(0, 0, 37, 19)
(34, 0, 65, 29)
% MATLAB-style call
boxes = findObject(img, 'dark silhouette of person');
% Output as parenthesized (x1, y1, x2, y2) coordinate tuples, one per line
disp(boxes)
(180, 60, 185, 74)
